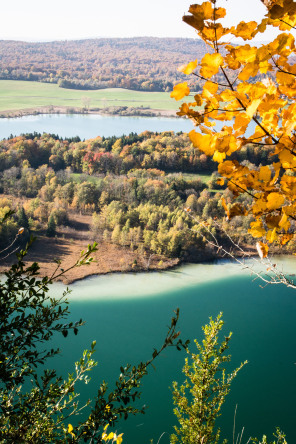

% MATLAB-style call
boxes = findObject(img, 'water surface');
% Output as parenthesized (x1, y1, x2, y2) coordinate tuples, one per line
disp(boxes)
(49, 259, 296, 444)
(0, 114, 193, 140)
(0, 113, 257, 140)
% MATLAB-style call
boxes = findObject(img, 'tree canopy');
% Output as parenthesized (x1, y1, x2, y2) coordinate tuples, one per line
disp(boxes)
(172, 0, 296, 257)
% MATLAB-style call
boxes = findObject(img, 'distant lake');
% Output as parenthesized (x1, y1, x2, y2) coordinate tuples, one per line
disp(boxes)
(0, 114, 193, 139)
(0, 113, 257, 140)
(48, 258, 296, 444)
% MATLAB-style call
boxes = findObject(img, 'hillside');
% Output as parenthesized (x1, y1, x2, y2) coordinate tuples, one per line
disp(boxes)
(0, 37, 208, 91)
(0, 131, 289, 282)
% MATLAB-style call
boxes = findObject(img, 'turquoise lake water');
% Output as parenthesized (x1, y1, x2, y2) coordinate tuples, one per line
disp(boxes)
(48, 260, 296, 444)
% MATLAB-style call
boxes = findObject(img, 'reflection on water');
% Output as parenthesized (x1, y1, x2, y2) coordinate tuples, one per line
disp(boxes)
(51, 256, 296, 301)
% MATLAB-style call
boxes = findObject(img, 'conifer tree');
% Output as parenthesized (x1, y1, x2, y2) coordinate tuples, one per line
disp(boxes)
(17, 206, 30, 230)
(46, 213, 56, 237)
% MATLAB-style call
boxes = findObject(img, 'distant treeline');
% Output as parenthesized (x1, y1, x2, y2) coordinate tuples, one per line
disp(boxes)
(0, 37, 210, 92)
(0, 131, 272, 177)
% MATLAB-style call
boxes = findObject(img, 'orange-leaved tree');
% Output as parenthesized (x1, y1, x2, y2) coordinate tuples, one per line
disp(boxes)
(171, 0, 296, 258)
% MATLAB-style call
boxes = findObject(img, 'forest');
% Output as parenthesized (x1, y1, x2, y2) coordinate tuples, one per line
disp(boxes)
(0, 130, 292, 271)
(0, 37, 223, 92)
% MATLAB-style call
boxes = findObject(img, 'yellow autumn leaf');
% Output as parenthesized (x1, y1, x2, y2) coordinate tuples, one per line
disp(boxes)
(170, 82, 190, 101)
(188, 130, 215, 156)
(276, 71, 295, 87)
(213, 150, 226, 163)
(232, 21, 258, 40)
(252, 198, 267, 215)
(249, 220, 266, 238)
(238, 62, 259, 81)
(178, 59, 198, 75)
(271, 162, 281, 185)
(278, 212, 290, 231)
(200, 125, 213, 135)
(283, 204, 296, 217)
(246, 98, 262, 118)
(189, 2, 213, 20)
(221, 197, 230, 219)
(228, 203, 246, 219)
(201, 26, 217, 42)
(266, 227, 278, 243)
(68, 424, 75, 438)
(218, 160, 238, 177)
(216, 178, 225, 186)
(116, 433, 124, 444)
(194, 94, 203, 106)
(233, 113, 251, 135)
(234, 45, 257, 63)
(215, 7, 226, 19)
(183, 14, 204, 31)
(200, 53, 223, 78)
(248, 220, 265, 237)
(256, 241, 269, 259)
(281, 175, 296, 195)
(220, 89, 237, 102)
(266, 192, 285, 210)
(224, 52, 241, 70)
(280, 233, 294, 245)
(203, 81, 219, 95)
(259, 60, 272, 73)
(257, 17, 268, 33)
(278, 148, 296, 169)
(258, 166, 271, 182)
(256, 45, 270, 62)
(177, 102, 190, 116)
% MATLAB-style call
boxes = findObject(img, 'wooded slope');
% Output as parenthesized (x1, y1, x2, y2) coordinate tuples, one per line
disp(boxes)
(0, 37, 208, 91)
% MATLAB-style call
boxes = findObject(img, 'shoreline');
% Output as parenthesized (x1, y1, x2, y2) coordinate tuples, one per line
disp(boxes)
(0, 233, 293, 286)
(0, 105, 178, 120)
(0, 232, 286, 286)
(0, 235, 180, 284)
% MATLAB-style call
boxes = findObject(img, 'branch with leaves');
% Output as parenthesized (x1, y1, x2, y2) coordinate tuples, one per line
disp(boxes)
(172, 0, 296, 256)
(0, 237, 189, 443)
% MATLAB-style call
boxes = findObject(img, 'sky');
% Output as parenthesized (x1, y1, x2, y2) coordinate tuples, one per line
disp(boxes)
(1, 0, 282, 42)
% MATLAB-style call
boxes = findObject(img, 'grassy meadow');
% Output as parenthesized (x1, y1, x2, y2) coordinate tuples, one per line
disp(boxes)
(0, 80, 192, 112)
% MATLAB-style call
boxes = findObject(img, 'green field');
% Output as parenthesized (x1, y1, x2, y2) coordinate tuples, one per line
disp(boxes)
(0, 80, 193, 112)
(181, 172, 212, 184)
(70, 173, 102, 184)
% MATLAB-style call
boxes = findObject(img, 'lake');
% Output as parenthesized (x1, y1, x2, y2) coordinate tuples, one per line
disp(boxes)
(48, 259, 296, 444)
(1, 112, 290, 442)
(0, 114, 193, 140)
(0, 113, 257, 140)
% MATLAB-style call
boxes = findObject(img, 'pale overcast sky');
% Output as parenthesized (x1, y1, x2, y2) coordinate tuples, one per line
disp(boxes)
(1, 0, 281, 42)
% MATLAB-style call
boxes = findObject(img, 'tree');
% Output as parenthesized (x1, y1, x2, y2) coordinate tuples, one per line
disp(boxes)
(172, 0, 296, 257)
(16, 206, 30, 230)
(46, 213, 56, 237)
(171, 313, 286, 444)
(0, 238, 189, 443)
